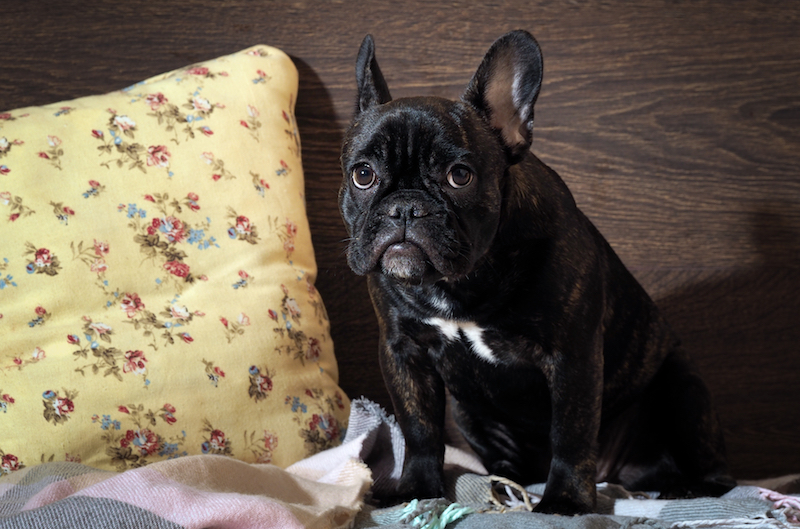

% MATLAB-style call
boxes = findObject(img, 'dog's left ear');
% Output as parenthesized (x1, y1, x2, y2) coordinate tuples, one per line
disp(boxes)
(355, 34, 392, 115)
(463, 30, 543, 162)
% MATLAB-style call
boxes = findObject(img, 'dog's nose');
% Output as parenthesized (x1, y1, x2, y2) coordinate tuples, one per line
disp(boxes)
(387, 203, 429, 219)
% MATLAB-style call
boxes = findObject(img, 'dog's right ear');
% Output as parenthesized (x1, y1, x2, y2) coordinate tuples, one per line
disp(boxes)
(355, 35, 392, 115)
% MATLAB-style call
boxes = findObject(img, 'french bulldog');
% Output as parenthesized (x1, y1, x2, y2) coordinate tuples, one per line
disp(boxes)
(338, 30, 735, 515)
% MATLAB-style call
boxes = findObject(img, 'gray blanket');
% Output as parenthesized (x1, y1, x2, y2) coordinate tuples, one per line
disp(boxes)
(345, 398, 800, 529)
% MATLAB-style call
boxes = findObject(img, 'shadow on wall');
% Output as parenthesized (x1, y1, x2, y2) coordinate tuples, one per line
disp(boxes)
(656, 201, 800, 479)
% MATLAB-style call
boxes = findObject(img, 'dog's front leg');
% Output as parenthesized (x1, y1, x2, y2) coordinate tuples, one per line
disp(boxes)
(537, 332, 604, 515)
(379, 330, 447, 501)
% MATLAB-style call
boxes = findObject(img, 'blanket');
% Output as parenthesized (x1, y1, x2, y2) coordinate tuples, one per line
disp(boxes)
(0, 447, 371, 528)
(1, 398, 798, 529)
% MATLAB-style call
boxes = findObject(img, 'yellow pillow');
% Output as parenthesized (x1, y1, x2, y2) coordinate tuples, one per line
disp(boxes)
(0, 45, 349, 474)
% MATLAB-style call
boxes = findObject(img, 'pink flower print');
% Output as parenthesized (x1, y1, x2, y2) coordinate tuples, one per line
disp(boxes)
(187, 66, 209, 76)
(283, 238, 295, 254)
(200, 126, 213, 136)
(235, 216, 251, 235)
(34, 248, 52, 267)
(89, 322, 112, 335)
(192, 97, 212, 113)
(145, 92, 168, 111)
(9, 213, 19, 222)
(54, 397, 74, 416)
(38, 152, 50, 159)
(67, 334, 80, 345)
(201, 151, 214, 165)
(120, 292, 145, 318)
(247, 105, 259, 118)
(285, 218, 298, 238)
(263, 431, 278, 452)
(170, 305, 191, 320)
(93, 239, 109, 256)
(306, 337, 321, 362)
(268, 309, 278, 321)
(47, 135, 62, 148)
(180, 332, 193, 344)
(35, 306, 47, 317)
(285, 298, 301, 319)
(122, 350, 147, 374)
(257, 373, 272, 394)
(209, 430, 226, 451)
(309, 413, 339, 441)
(214, 367, 225, 378)
(186, 192, 200, 211)
(90, 258, 108, 274)
(237, 313, 250, 326)
(91, 130, 104, 139)
(162, 403, 177, 424)
(2, 394, 14, 404)
(124, 429, 160, 456)
(334, 392, 345, 410)
(239, 120, 250, 129)
(147, 217, 160, 235)
(146, 145, 170, 168)
(113, 115, 136, 131)
(31, 347, 46, 361)
(1, 454, 21, 473)
(0, 166, 9, 176)
(144, 194, 156, 202)
(118, 405, 130, 414)
(159, 216, 186, 243)
(238, 270, 249, 279)
(220, 317, 229, 328)
(163, 260, 190, 278)
(0, 191, 10, 205)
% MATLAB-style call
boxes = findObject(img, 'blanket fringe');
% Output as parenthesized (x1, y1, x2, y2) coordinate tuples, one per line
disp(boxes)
(397, 498, 475, 529)
(670, 514, 794, 529)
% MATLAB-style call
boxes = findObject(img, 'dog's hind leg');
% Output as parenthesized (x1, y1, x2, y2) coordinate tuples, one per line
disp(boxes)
(604, 347, 736, 497)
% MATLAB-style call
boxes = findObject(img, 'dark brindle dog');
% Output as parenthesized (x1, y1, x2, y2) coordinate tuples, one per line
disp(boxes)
(338, 30, 735, 514)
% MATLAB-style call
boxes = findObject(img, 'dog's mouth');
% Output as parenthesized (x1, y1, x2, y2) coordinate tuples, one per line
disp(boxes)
(380, 241, 430, 280)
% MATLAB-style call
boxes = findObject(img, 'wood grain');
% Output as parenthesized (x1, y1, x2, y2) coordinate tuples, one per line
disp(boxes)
(2, 0, 798, 480)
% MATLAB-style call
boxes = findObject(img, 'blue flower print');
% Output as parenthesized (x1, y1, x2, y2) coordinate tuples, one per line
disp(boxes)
(0, 274, 17, 289)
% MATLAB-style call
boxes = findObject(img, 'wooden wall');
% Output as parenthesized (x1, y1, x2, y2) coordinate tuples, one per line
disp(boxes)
(3, 0, 798, 480)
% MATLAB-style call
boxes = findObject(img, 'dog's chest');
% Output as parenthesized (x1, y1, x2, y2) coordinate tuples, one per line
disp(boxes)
(419, 314, 551, 416)
(424, 317, 499, 364)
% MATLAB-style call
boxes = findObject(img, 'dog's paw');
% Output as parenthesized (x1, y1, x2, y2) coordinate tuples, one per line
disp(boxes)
(534, 494, 595, 516)
(369, 462, 446, 507)
(659, 474, 737, 499)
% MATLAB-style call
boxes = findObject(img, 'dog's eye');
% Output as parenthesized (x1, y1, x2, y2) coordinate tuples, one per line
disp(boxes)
(352, 164, 377, 189)
(447, 166, 473, 188)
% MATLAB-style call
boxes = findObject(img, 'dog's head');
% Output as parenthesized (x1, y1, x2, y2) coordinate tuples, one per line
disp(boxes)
(339, 30, 543, 283)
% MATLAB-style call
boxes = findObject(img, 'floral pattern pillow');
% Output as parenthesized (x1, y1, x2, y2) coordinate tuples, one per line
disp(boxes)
(0, 45, 349, 476)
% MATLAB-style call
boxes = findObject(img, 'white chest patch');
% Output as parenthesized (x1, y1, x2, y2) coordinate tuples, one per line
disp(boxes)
(424, 317, 498, 364)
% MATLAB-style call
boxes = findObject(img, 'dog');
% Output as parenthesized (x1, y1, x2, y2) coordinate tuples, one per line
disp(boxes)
(338, 30, 735, 515)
